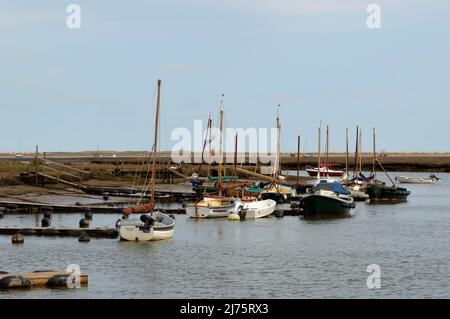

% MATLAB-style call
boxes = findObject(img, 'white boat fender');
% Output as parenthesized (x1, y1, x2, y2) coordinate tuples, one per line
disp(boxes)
(0, 275, 31, 289)
(228, 213, 240, 221)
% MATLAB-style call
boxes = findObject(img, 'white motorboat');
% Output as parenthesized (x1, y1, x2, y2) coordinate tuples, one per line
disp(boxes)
(186, 196, 236, 218)
(395, 175, 440, 184)
(237, 199, 276, 219)
(118, 211, 175, 241)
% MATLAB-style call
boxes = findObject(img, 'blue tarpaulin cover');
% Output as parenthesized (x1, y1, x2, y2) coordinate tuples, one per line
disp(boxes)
(314, 181, 350, 195)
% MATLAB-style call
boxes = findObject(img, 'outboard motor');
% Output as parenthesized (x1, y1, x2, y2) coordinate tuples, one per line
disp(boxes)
(233, 200, 247, 220)
(139, 214, 155, 233)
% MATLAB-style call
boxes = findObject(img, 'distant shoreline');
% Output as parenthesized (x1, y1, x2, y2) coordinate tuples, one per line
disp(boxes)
(1, 151, 450, 173)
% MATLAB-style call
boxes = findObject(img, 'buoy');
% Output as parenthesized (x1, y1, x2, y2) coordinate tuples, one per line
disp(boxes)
(0, 275, 31, 289)
(84, 211, 93, 220)
(79, 218, 90, 228)
(47, 274, 71, 287)
(78, 231, 90, 242)
(41, 217, 51, 227)
(43, 211, 52, 219)
(103, 195, 109, 201)
(11, 233, 24, 244)
(274, 210, 284, 218)
(228, 213, 240, 221)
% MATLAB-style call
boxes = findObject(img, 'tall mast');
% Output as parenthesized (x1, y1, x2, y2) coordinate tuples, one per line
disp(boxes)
(353, 126, 359, 178)
(208, 112, 212, 177)
(150, 79, 161, 211)
(234, 132, 238, 176)
(275, 104, 281, 179)
(345, 127, 349, 180)
(372, 127, 376, 177)
(317, 127, 321, 179)
(326, 125, 329, 176)
(359, 129, 363, 175)
(218, 96, 224, 196)
(198, 112, 212, 175)
(296, 135, 301, 186)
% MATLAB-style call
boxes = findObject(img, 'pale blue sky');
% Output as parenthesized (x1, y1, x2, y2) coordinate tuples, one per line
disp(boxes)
(0, 0, 449, 153)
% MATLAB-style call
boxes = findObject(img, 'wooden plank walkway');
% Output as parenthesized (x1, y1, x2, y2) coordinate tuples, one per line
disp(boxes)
(0, 226, 118, 238)
(0, 200, 186, 214)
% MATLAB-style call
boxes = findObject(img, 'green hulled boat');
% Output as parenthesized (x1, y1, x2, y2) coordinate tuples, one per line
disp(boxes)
(300, 179, 355, 217)
(365, 184, 410, 203)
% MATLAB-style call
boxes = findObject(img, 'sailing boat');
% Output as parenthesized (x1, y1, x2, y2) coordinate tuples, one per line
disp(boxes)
(186, 97, 236, 218)
(300, 127, 355, 217)
(260, 105, 296, 202)
(306, 126, 345, 178)
(365, 159, 411, 203)
(117, 80, 175, 241)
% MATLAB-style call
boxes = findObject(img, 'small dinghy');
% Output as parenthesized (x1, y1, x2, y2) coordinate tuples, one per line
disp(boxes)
(186, 196, 236, 218)
(395, 175, 440, 184)
(234, 199, 276, 219)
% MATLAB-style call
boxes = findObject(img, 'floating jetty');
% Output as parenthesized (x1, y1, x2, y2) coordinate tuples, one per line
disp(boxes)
(0, 200, 186, 215)
(0, 226, 118, 238)
(0, 271, 88, 289)
(0, 200, 304, 217)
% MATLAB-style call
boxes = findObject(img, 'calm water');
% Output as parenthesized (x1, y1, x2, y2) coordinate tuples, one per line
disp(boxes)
(1, 172, 450, 299)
